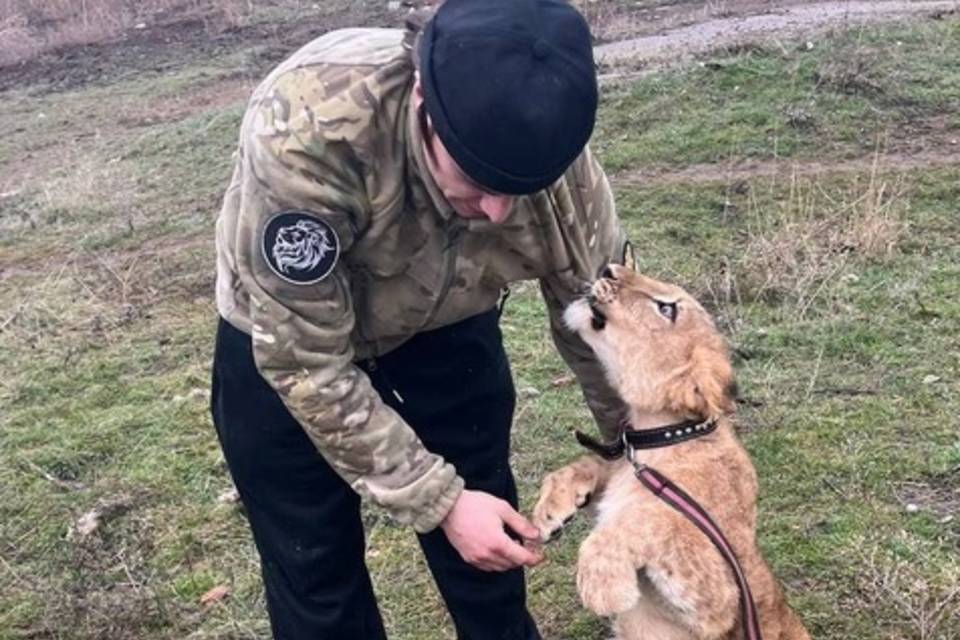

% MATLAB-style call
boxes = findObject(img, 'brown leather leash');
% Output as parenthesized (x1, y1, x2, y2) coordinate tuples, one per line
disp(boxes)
(576, 422, 763, 640)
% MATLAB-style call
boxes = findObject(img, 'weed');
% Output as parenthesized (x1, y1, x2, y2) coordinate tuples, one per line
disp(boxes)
(856, 536, 960, 640)
(729, 159, 906, 318)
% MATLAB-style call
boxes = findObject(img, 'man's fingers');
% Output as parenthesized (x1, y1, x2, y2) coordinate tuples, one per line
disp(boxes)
(495, 501, 540, 541)
(473, 553, 511, 573)
(495, 536, 542, 568)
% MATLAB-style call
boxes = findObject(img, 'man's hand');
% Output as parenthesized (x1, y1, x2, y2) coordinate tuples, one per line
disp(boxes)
(440, 489, 545, 572)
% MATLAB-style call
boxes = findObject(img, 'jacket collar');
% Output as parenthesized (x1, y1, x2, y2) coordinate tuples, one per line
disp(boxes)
(406, 94, 456, 221)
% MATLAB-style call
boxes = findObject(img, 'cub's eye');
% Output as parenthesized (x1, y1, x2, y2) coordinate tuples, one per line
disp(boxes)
(656, 300, 677, 323)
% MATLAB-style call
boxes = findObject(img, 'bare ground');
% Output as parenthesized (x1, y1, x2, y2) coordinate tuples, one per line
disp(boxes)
(2, 0, 958, 198)
(4, 1, 957, 94)
(612, 137, 960, 187)
(0, 4, 397, 93)
(595, 0, 960, 69)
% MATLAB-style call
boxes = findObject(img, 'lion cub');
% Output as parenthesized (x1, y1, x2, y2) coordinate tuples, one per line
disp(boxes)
(533, 265, 810, 640)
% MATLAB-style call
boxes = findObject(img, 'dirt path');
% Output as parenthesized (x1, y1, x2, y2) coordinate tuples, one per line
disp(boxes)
(593, 0, 960, 185)
(2, 0, 957, 198)
(611, 146, 960, 188)
(596, 0, 959, 70)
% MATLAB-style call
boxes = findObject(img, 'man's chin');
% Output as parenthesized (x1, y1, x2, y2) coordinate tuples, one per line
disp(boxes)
(451, 205, 485, 219)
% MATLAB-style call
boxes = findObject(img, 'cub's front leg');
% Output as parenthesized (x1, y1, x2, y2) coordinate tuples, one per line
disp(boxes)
(532, 455, 610, 542)
(577, 526, 642, 616)
(580, 508, 741, 639)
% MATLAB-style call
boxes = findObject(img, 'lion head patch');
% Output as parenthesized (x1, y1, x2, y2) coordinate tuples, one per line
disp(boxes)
(262, 211, 340, 284)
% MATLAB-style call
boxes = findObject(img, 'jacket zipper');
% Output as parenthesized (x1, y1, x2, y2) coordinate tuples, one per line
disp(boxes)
(418, 217, 463, 331)
(362, 219, 462, 405)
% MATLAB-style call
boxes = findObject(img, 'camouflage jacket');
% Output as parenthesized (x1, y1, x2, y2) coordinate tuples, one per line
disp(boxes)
(215, 24, 629, 533)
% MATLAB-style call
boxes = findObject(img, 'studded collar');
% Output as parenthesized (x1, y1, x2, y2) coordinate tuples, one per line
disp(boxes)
(575, 416, 718, 460)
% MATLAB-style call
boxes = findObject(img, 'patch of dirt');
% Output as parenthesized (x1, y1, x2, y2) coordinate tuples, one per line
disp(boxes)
(895, 472, 960, 520)
(612, 115, 960, 186)
(4, 1, 956, 95)
(612, 145, 960, 188)
(583, 0, 815, 45)
(115, 74, 253, 129)
(595, 1, 959, 71)
(0, 4, 397, 95)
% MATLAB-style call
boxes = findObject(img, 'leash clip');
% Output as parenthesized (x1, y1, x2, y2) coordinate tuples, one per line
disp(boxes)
(622, 432, 646, 473)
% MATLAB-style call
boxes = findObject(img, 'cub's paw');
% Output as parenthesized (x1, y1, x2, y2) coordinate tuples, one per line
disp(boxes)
(592, 277, 619, 304)
(576, 535, 640, 616)
(532, 462, 597, 542)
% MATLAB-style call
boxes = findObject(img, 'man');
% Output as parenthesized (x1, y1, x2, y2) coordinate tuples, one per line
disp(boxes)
(211, 0, 630, 637)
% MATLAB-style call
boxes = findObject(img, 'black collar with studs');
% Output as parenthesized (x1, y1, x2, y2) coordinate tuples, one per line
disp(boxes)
(575, 417, 718, 460)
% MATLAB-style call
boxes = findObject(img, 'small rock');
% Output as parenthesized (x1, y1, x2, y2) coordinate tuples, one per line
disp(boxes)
(922, 375, 941, 385)
(805, 41, 814, 50)
(519, 386, 540, 399)
(841, 273, 860, 284)
(200, 585, 230, 606)
(940, 515, 954, 524)
(70, 510, 102, 538)
(188, 387, 209, 400)
(905, 503, 920, 514)
(67, 495, 133, 540)
(550, 375, 575, 388)
(387, 0, 401, 9)
(217, 487, 240, 504)
(134, 22, 147, 30)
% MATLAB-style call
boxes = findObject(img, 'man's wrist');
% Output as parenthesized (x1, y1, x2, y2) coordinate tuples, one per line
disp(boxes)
(412, 474, 465, 533)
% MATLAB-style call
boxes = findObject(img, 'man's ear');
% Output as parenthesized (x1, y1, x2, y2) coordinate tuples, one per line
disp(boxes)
(412, 72, 424, 111)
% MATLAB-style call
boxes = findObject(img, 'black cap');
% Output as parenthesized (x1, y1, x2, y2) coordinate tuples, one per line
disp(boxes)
(419, 0, 598, 196)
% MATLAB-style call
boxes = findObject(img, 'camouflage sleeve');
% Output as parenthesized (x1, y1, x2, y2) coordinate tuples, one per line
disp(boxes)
(539, 146, 630, 439)
(230, 73, 463, 533)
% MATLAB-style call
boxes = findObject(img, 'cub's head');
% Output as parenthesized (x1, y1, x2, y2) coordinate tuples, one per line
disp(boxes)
(564, 264, 736, 420)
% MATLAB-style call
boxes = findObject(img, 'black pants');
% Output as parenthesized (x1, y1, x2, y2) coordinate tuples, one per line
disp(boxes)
(210, 309, 540, 640)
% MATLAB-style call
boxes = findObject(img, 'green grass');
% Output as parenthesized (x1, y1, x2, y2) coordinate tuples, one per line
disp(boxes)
(595, 18, 960, 171)
(2, 13, 960, 640)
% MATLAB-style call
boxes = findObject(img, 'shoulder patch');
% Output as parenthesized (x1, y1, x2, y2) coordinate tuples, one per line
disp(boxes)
(262, 211, 340, 284)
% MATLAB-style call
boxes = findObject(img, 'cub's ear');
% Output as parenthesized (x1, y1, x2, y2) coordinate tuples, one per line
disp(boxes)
(666, 345, 736, 419)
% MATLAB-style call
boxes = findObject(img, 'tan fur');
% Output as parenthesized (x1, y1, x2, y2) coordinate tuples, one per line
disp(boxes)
(533, 266, 811, 640)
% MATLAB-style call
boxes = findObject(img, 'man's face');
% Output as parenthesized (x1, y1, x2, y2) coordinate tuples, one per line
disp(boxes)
(414, 77, 516, 224)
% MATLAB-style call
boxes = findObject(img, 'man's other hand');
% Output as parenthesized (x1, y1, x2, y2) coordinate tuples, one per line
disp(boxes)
(440, 489, 545, 572)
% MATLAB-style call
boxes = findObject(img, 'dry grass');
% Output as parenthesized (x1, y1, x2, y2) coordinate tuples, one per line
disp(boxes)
(0, 0, 247, 66)
(856, 537, 960, 640)
(815, 51, 884, 96)
(0, 244, 211, 356)
(5, 497, 193, 640)
(575, 0, 644, 45)
(812, 30, 888, 97)
(704, 155, 906, 330)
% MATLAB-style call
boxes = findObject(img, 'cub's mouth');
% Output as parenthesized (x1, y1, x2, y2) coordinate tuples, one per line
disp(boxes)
(588, 296, 607, 331)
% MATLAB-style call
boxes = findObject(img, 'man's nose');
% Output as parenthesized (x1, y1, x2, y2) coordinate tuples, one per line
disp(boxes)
(479, 194, 515, 223)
